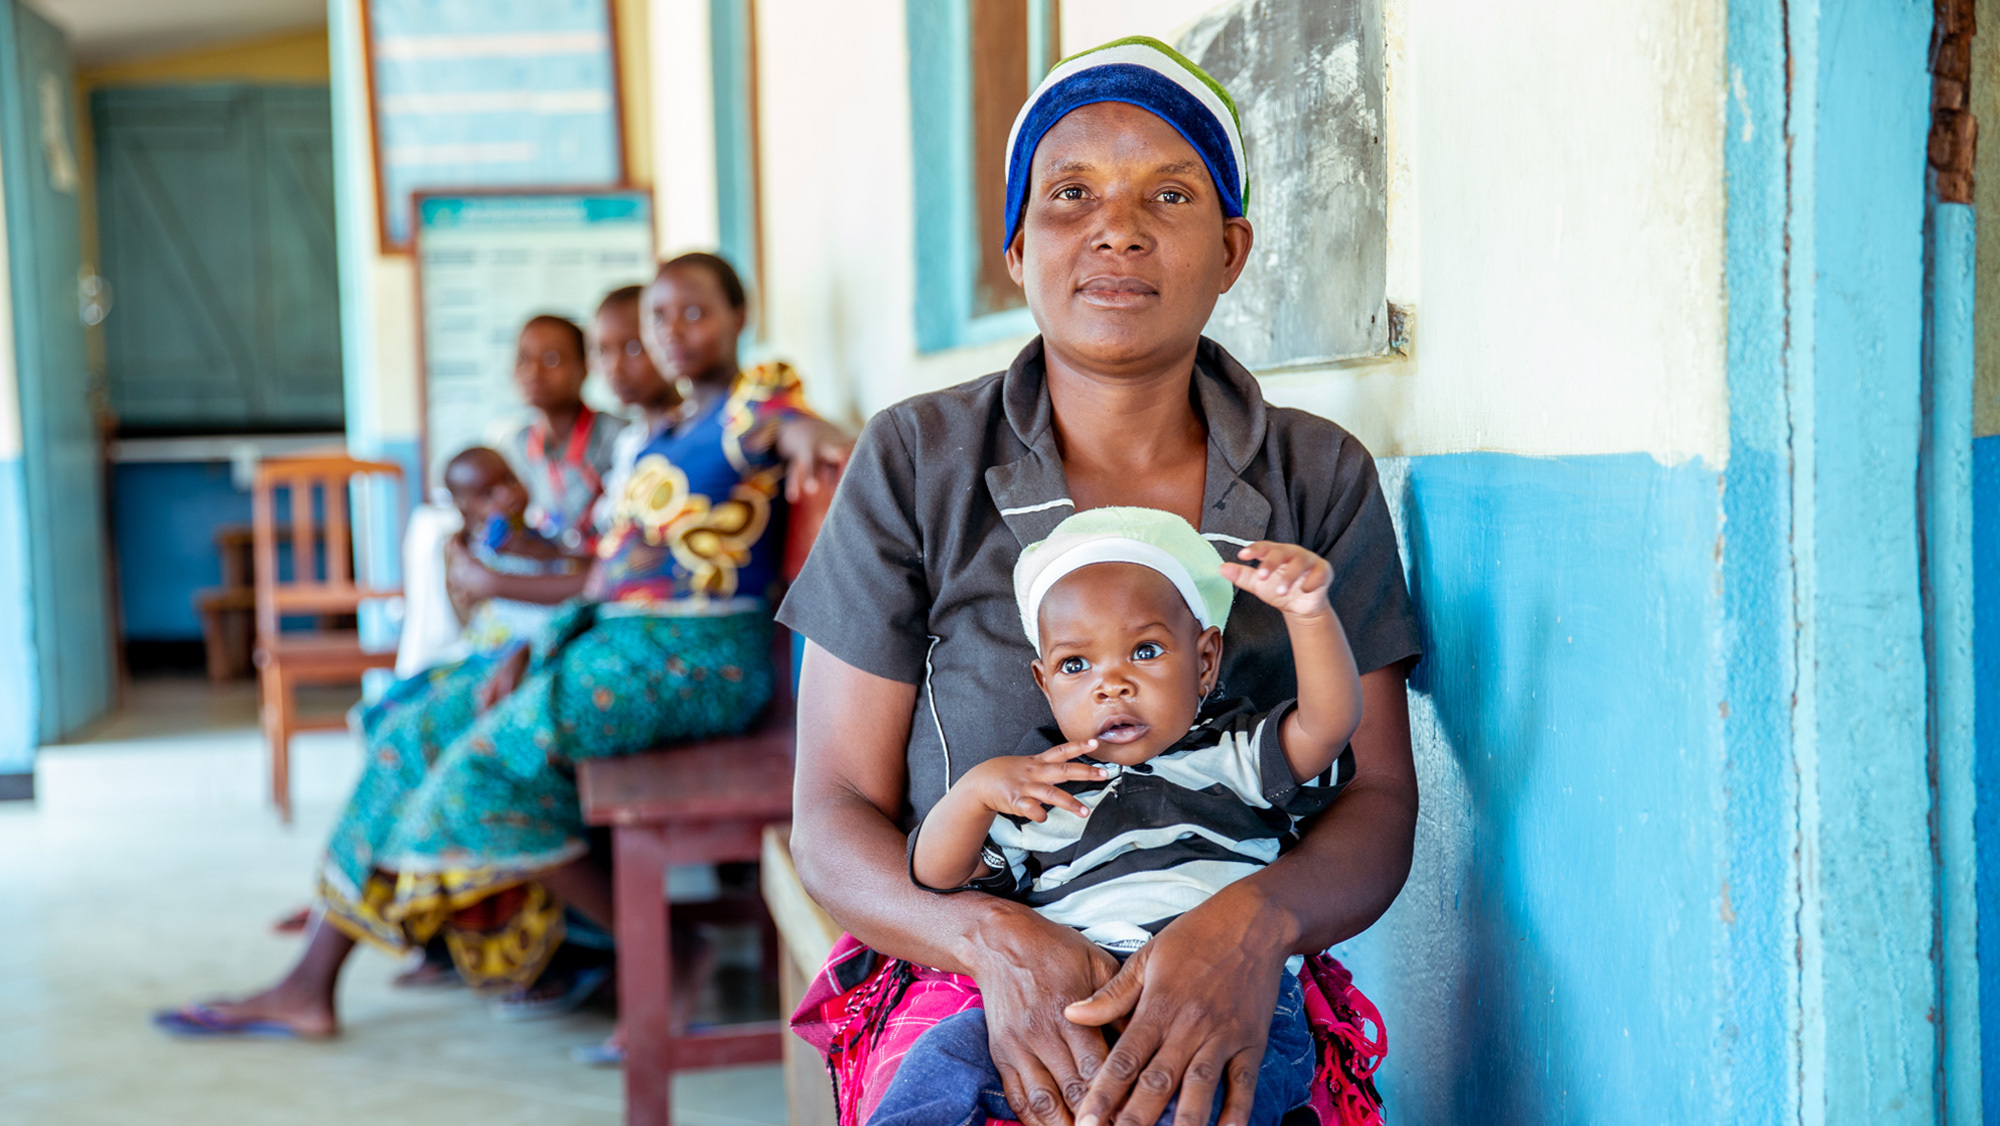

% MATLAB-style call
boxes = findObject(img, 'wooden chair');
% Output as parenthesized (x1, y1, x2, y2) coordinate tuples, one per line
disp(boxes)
(577, 467, 838, 1126)
(252, 456, 403, 821)
(194, 525, 256, 682)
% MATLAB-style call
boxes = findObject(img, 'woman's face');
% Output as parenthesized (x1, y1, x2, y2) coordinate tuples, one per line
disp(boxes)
(513, 322, 587, 411)
(1007, 101, 1253, 373)
(643, 266, 745, 387)
(592, 303, 672, 408)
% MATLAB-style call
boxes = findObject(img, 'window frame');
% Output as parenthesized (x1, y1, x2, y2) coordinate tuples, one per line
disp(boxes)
(907, 0, 1057, 354)
(711, 0, 764, 336)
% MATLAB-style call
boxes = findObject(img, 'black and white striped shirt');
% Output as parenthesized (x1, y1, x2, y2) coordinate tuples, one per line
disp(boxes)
(947, 697, 1353, 954)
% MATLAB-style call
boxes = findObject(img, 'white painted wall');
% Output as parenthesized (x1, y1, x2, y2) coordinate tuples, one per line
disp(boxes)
(732, 0, 1727, 463)
(332, 0, 658, 462)
(651, 0, 719, 254)
(331, 0, 1728, 462)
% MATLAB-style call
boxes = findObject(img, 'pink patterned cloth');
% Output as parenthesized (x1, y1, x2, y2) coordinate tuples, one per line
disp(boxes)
(789, 934, 1387, 1126)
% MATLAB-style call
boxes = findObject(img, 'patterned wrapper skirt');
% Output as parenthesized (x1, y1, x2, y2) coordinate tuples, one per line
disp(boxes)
(318, 601, 774, 988)
(791, 935, 1388, 1126)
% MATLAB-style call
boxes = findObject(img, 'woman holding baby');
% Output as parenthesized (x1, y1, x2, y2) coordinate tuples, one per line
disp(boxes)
(783, 38, 1421, 1126)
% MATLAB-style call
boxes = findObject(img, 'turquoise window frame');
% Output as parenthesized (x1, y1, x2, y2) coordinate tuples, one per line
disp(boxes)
(711, 0, 760, 331)
(907, 0, 1056, 354)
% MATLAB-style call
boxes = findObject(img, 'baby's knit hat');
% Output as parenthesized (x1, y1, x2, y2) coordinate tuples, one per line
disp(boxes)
(1013, 506, 1233, 654)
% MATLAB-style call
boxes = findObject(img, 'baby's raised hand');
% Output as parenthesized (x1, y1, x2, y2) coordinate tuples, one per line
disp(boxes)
(960, 740, 1109, 822)
(1221, 540, 1333, 619)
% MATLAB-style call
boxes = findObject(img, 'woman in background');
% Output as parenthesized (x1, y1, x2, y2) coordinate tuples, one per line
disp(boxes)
(498, 313, 626, 552)
(155, 252, 850, 1041)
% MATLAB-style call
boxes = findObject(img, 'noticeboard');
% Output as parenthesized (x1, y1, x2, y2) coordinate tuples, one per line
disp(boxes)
(414, 190, 654, 482)
(362, 0, 626, 250)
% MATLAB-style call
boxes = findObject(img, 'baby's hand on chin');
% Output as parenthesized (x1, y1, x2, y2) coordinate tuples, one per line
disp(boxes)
(1220, 540, 1334, 619)
(964, 741, 1110, 821)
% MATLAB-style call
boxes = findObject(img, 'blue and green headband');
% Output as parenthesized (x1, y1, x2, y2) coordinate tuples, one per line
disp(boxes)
(1002, 35, 1247, 251)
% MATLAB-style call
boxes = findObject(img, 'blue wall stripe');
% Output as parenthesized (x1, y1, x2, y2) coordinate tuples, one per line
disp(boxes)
(110, 462, 254, 640)
(0, 456, 37, 771)
(1923, 199, 1981, 1124)
(1337, 451, 1728, 1123)
(1809, 2, 1937, 1115)
(1721, 0, 1798, 1114)
(1977, 433, 2000, 1119)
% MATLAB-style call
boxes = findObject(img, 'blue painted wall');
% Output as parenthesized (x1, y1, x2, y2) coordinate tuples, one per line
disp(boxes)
(1331, 3, 1946, 1118)
(1719, 0, 1796, 1109)
(1977, 433, 2000, 1116)
(1334, 452, 1732, 1122)
(0, 456, 37, 773)
(110, 462, 253, 640)
(1804, 4, 1938, 1116)
(1923, 198, 1981, 1123)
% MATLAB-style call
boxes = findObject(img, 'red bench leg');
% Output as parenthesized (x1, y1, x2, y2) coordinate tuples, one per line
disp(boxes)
(616, 825, 674, 1126)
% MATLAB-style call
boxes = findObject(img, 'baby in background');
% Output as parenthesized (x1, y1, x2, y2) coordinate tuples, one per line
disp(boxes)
(439, 446, 577, 655)
(887, 507, 1364, 1126)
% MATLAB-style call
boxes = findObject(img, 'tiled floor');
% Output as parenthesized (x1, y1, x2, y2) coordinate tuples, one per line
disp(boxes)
(0, 677, 787, 1126)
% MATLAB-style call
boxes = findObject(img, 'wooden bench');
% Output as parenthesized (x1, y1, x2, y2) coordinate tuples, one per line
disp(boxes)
(577, 469, 835, 1126)
(761, 824, 840, 1126)
(580, 680, 799, 1126)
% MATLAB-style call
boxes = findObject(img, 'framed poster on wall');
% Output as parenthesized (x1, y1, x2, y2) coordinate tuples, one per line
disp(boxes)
(361, 0, 627, 250)
(414, 189, 654, 481)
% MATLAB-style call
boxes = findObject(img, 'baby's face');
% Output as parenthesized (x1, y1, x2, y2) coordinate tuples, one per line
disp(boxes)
(1031, 563, 1222, 766)
(449, 465, 528, 530)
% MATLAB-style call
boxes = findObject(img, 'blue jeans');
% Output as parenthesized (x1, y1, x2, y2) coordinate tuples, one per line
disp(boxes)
(867, 971, 1314, 1126)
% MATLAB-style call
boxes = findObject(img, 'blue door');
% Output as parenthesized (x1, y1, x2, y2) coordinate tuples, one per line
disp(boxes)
(0, 0, 114, 740)
(92, 84, 344, 430)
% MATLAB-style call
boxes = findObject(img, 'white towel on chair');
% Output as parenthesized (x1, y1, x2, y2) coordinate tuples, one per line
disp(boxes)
(394, 503, 468, 678)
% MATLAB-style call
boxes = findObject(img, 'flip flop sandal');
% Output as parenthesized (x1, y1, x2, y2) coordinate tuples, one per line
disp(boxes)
(270, 907, 312, 935)
(490, 964, 614, 1022)
(570, 1038, 625, 1067)
(392, 943, 462, 989)
(152, 1004, 321, 1041)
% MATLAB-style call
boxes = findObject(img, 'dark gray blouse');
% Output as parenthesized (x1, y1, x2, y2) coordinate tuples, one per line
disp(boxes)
(778, 337, 1421, 825)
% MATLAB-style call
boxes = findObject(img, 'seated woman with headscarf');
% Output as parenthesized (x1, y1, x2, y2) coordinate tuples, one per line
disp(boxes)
(155, 251, 851, 1040)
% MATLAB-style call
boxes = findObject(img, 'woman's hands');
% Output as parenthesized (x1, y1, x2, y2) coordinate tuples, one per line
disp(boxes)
(963, 904, 1123, 1125)
(444, 536, 499, 612)
(1063, 880, 1300, 1126)
(774, 416, 853, 503)
(477, 643, 532, 712)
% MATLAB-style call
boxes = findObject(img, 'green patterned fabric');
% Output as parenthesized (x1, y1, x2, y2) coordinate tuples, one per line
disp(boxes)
(318, 603, 773, 983)
(329, 651, 499, 893)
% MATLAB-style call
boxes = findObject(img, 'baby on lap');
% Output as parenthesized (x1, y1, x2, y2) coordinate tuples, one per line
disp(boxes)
(440, 446, 577, 656)
(886, 507, 1363, 1126)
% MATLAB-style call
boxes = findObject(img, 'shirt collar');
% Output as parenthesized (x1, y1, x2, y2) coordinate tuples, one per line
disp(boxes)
(986, 336, 1273, 549)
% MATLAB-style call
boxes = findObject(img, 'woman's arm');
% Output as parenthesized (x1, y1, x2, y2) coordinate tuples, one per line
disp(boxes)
(445, 539, 590, 605)
(1065, 662, 1416, 1126)
(791, 642, 1124, 1126)
(774, 416, 854, 503)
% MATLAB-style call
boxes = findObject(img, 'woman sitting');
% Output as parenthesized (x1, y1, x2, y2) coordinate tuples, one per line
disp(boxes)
(155, 251, 850, 1040)
(781, 38, 1421, 1126)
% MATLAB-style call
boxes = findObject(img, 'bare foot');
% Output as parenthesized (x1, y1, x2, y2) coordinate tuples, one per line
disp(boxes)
(193, 982, 338, 1039)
